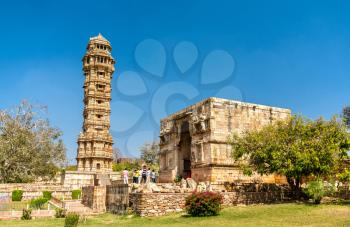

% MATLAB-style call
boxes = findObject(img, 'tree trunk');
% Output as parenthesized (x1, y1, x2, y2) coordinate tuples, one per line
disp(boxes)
(287, 176, 303, 199)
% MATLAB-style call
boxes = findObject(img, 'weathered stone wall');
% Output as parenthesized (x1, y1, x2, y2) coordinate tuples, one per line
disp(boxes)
(82, 186, 106, 213)
(159, 97, 291, 183)
(62, 171, 94, 189)
(0, 184, 72, 201)
(62, 171, 122, 189)
(106, 184, 129, 214)
(130, 190, 286, 217)
(82, 186, 94, 208)
(130, 193, 186, 217)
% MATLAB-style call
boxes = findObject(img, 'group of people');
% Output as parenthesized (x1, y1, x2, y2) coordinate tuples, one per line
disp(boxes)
(122, 166, 158, 185)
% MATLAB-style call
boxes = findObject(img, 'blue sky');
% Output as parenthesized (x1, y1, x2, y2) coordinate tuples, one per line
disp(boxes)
(0, 0, 349, 162)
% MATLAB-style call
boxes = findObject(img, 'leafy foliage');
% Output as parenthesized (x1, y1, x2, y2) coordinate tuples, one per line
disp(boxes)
(230, 115, 350, 194)
(71, 190, 81, 200)
(185, 192, 223, 217)
(303, 180, 324, 204)
(337, 168, 350, 182)
(64, 212, 80, 227)
(42, 191, 52, 200)
(30, 197, 48, 209)
(55, 208, 67, 218)
(0, 101, 66, 183)
(342, 106, 350, 129)
(174, 175, 182, 183)
(140, 141, 159, 165)
(21, 208, 32, 220)
(65, 165, 77, 171)
(12, 189, 23, 201)
(112, 161, 141, 172)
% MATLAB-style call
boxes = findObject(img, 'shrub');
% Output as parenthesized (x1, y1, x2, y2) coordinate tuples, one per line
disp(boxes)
(43, 191, 52, 200)
(12, 190, 23, 201)
(71, 190, 82, 200)
(304, 180, 325, 204)
(55, 208, 67, 218)
(64, 212, 80, 227)
(174, 175, 182, 183)
(30, 197, 48, 209)
(185, 191, 223, 217)
(21, 208, 32, 220)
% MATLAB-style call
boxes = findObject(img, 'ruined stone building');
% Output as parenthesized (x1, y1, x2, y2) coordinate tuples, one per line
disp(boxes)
(76, 34, 115, 173)
(159, 97, 291, 183)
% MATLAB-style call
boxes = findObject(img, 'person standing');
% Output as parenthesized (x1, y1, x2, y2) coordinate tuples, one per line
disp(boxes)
(122, 168, 129, 184)
(141, 166, 147, 184)
(133, 169, 139, 184)
(146, 168, 151, 183)
(151, 169, 156, 183)
(138, 168, 142, 184)
(155, 170, 159, 183)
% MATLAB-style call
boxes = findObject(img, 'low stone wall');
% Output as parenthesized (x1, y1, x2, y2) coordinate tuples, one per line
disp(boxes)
(0, 210, 55, 220)
(0, 183, 70, 192)
(130, 191, 285, 217)
(0, 191, 72, 201)
(0, 184, 72, 201)
(62, 171, 95, 189)
(63, 171, 122, 189)
(130, 193, 186, 217)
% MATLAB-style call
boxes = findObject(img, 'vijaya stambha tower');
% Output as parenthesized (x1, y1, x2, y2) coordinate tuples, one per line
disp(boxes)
(77, 33, 115, 172)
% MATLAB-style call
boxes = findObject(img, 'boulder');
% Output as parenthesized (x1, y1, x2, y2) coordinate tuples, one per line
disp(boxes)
(186, 178, 197, 190)
(181, 179, 187, 188)
(150, 183, 161, 193)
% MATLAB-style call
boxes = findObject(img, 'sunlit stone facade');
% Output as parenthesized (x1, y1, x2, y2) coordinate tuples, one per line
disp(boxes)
(76, 34, 115, 172)
(159, 97, 291, 183)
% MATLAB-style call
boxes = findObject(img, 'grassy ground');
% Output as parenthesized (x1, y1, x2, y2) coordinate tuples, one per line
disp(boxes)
(1, 203, 350, 227)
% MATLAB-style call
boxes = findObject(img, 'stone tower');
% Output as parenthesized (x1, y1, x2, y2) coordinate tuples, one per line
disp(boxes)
(76, 34, 115, 172)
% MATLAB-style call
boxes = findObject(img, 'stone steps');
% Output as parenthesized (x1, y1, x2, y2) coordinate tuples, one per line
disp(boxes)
(64, 201, 93, 215)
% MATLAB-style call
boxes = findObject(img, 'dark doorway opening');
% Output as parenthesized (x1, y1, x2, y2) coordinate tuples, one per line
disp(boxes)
(178, 121, 191, 179)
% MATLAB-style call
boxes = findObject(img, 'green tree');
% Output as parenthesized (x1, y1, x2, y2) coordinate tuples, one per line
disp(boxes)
(140, 141, 159, 165)
(230, 115, 350, 195)
(342, 106, 350, 129)
(0, 101, 66, 183)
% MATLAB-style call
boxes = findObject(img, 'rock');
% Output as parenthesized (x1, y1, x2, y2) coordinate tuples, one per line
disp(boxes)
(181, 179, 187, 188)
(197, 182, 206, 192)
(186, 178, 197, 190)
(149, 183, 161, 193)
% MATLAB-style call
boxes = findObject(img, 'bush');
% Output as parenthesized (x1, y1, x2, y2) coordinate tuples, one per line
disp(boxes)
(30, 197, 48, 209)
(185, 191, 223, 217)
(43, 191, 52, 200)
(174, 175, 182, 183)
(64, 212, 80, 227)
(12, 190, 24, 201)
(71, 190, 81, 200)
(55, 208, 67, 218)
(21, 208, 32, 220)
(304, 180, 325, 204)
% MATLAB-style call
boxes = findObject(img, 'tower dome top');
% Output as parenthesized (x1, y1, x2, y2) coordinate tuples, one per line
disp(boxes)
(89, 33, 110, 45)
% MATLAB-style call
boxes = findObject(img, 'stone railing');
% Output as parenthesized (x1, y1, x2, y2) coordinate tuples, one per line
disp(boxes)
(129, 190, 286, 217)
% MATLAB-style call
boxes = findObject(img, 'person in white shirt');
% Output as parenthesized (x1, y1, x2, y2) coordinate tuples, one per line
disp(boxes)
(122, 168, 129, 184)
(151, 170, 156, 183)
(146, 168, 151, 183)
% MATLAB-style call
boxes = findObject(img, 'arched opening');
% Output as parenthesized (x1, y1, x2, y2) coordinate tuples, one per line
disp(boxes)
(178, 121, 191, 179)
